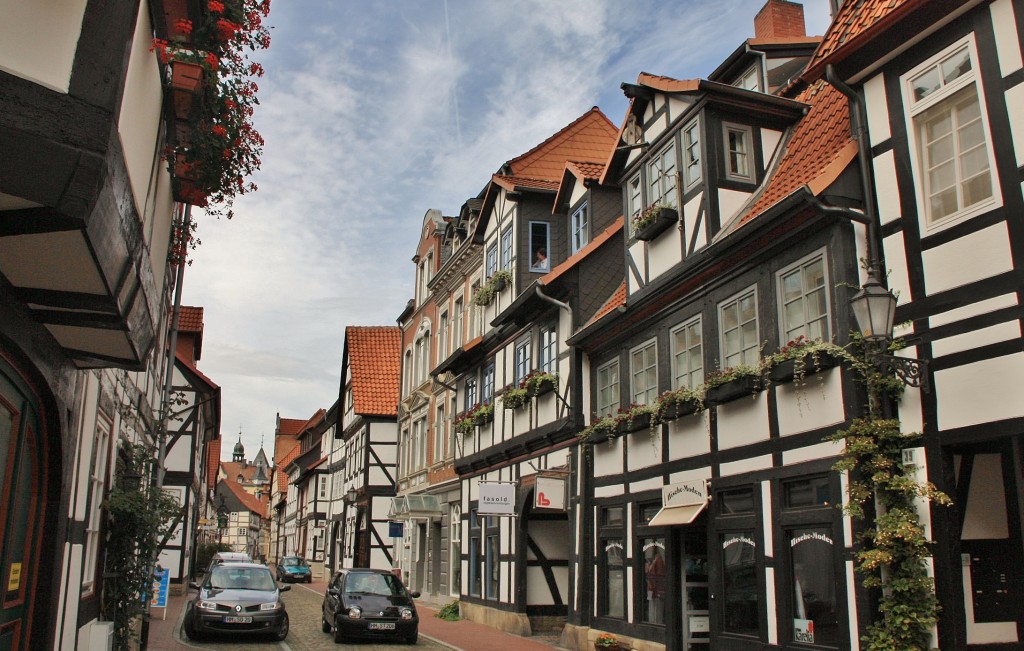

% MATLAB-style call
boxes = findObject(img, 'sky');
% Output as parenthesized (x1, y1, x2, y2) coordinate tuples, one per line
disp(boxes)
(182, 0, 834, 461)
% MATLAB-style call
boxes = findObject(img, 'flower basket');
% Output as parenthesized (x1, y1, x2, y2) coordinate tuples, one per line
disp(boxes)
(658, 397, 700, 422)
(474, 408, 494, 427)
(705, 374, 761, 405)
(595, 644, 621, 651)
(531, 377, 556, 397)
(155, 0, 194, 43)
(594, 633, 622, 651)
(170, 60, 203, 119)
(769, 351, 838, 384)
(617, 412, 653, 435)
(492, 275, 507, 292)
(502, 388, 529, 410)
(634, 206, 678, 242)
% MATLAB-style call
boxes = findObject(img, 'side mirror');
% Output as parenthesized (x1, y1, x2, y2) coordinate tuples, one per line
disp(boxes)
(327, 587, 339, 596)
(279, 584, 291, 592)
(410, 591, 421, 599)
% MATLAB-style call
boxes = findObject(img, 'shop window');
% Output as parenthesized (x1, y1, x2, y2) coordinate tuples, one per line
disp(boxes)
(788, 527, 839, 645)
(721, 532, 759, 636)
(486, 520, 499, 600)
(599, 506, 626, 619)
(640, 537, 666, 625)
(719, 487, 755, 515)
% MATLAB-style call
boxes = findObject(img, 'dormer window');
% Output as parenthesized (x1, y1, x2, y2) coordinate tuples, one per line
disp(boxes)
(647, 144, 678, 209)
(683, 120, 701, 187)
(724, 123, 753, 182)
(733, 66, 761, 92)
(570, 202, 589, 254)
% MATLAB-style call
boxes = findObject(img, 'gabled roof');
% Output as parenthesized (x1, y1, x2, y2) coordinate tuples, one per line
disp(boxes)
(553, 160, 609, 213)
(502, 106, 618, 183)
(731, 79, 855, 230)
(588, 281, 627, 326)
(277, 417, 306, 436)
(276, 444, 302, 492)
(175, 351, 220, 391)
(221, 460, 263, 483)
(178, 306, 204, 333)
(221, 478, 268, 517)
(345, 326, 401, 417)
(491, 175, 560, 193)
(802, 0, 925, 82)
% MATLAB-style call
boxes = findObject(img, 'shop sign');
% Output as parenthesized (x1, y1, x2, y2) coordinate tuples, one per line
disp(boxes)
(794, 618, 815, 643)
(534, 476, 566, 511)
(478, 482, 516, 516)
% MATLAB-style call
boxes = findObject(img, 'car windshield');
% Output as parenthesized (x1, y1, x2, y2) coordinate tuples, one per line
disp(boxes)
(345, 573, 404, 596)
(210, 566, 276, 591)
(282, 558, 305, 567)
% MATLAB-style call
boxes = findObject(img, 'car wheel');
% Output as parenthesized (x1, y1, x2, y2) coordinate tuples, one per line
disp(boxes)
(306, 575, 313, 583)
(322, 616, 331, 633)
(183, 611, 202, 641)
(405, 630, 418, 645)
(273, 612, 289, 641)
(333, 619, 345, 644)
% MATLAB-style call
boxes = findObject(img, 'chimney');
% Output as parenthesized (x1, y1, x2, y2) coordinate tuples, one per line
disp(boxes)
(754, 0, 806, 39)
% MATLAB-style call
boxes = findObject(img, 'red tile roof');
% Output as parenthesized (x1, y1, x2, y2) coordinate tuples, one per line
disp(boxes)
(276, 445, 302, 492)
(588, 281, 627, 326)
(206, 439, 221, 490)
(277, 418, 306, 436)
(222, 478, 268, 518)
(565, 160, 606, 182)
(491, 175, 561, 193)
(178, 306, 204, 333)
(802, 0, 923, 82)
(502, 107, 618, 184)
(541, 217, 624, 287)
(346, 326, 401, 417)
(735, 79, 853, 227)
(221, 460, 260, 482)
(635, 73, 701, 93)
(175, 351, 220, 390)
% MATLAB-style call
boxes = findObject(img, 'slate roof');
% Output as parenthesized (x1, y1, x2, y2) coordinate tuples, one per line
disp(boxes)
(346, 326, 401, 417)
(802, 0, 923, 82)
(541, 217, 623, 287)
(733, 79, 854, 228)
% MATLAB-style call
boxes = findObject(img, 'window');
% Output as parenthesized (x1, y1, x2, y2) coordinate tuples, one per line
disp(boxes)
(529, 222, 549, 272)
(671, 317, 703, 389)
(538, 324, 558, 374)
(904, 38, 996, 227)
(414, 417, 427, 470)
(464, 377, 478, 412)
(733, 66, 760, 91)
(647, 144, 678, 209)
(570, 202, 589, 254)
(599, 506, 626, 618)
(469, 510, 481, 597)
(724, 123, 753, 181)
(500, 227, 513, 270)
(683, 120, 701, 187)
(719, 289, 759, 368)
(627, 175, 643, 223)
(721, 532, 758, 636)
(450, 505, 462, 595)
(778, 254, 828, 343)
(514, 338, 531, 382)
(83, 411, 113, 594)
(630, 340, 658, 405)
(486, 518, 499, 599)
(469, 280, 482, 338)
(596, 359, 620, 418)
(640, 537, 666, 625)
(453, 298, 464, 349)
(486, 243, 498, 278)
(438, 311, 449, 362)
(319, 475, 328, 499)
(481, 362, 495, 404)
(434, 404, 445, 463)
(239, 527, 248, 536)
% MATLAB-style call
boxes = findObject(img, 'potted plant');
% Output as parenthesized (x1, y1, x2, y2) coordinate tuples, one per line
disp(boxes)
(472, 402, 494, 426)
(615, 403, 656, 435)
(473, 269, 513, 306)
(454, 411, 476, 436)
(501, 384, 530, 410)
(594, 632, 622, 651)
(765, 335, 843, 384)
(704, 364, 762, 405)
(632, 202, 678, 241)
(521, 371, 558, 397)
(655, 386, 701, 423)
(578, 414, 620, 445)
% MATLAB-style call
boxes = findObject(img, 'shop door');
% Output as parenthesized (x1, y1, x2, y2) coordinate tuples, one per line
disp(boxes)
(0, 370, 47, 650)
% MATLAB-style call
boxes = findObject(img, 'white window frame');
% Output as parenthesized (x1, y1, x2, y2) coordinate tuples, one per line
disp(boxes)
(570, 202, 589, 254)
(719, 287, 760, 368)
(464, 377, 478, 412)
(596, 359, 620, 418)
(319, 475, 328, 499)
(486, 242, 499, 278)
(647, 143, 678, 209)
(902, 35, 1000, 231)
(630, 339, 659, 406)
(671, 316, 703, 390)
(627, 174, 643, 224)
(500, 227, 514, 270)
(733, 65, 760, 92)
(434, 403, 446, 463)
(82, 410, 113, 595)
(453, 297, 464, 350)
(481, 362, 495, 404)
(777, 250, 830, 344)
(438, 310, 449, 362)
(538, 324, 558, 374)
(723, 122, 754, 182)
(683, 119, 701, 188)
(449, 504, 462, 595)
(514, 338, 532, 383)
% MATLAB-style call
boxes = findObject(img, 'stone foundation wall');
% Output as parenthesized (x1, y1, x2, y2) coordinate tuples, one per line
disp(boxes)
(459, 601, 532, 637)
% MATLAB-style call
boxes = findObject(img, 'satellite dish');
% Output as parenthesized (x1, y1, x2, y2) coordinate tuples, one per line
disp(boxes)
(623, 115, 643, 145)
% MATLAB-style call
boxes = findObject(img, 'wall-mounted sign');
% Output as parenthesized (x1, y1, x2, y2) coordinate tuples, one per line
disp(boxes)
(534, 476, 566, 511)
(478, 482, 516, 516)
(649, 479, 709, 526)
(389, 521, 404, 538)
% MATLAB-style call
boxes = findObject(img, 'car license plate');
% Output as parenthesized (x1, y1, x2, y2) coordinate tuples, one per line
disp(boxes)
(224, 615, 253, 624)
(368, 622, 395, 630)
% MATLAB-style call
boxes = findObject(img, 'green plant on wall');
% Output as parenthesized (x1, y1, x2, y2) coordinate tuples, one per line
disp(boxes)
(828, 418, 950, 651)
(102, 441, 183, 650)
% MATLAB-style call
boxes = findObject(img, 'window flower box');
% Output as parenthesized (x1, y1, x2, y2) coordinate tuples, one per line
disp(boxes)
(657, 396, 700, 422)
(633, 206, 678, 242)
(705, 374, 761, 405)
(769, 351, 838, 384)
(501, 387, 529, 410)
(615, 404, 656, 435)
(531, 377, 556, 397)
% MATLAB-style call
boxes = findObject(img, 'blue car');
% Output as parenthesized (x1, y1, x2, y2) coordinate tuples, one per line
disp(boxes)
(276, 556, 312, 583)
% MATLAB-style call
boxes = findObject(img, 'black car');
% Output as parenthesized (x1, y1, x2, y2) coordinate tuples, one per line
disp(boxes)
(184, 562, 290, 641)
(321, 569, 420, 645)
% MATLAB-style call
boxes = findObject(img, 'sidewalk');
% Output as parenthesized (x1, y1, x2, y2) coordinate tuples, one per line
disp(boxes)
(142, 579, 567, 651)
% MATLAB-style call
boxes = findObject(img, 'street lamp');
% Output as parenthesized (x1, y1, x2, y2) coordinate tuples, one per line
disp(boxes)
(345, 487, 357, 504)
(850, 270, 928, 391)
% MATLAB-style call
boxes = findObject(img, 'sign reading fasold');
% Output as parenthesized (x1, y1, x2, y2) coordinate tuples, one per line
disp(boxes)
(478, 482, 517, 516)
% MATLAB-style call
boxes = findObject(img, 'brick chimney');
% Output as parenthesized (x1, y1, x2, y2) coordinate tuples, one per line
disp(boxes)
(754, 0, 806, 39)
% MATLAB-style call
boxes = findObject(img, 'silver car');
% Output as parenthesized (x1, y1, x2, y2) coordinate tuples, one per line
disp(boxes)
(185, 562, 290, 641)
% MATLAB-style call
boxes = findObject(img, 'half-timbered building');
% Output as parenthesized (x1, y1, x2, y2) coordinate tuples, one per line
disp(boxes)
(286, 407, 332, 578)
(802, 1, 1024, 647)
(433, 108, 620, 635)
(334, 326, 402, 569)
(270, 415, 304, 563)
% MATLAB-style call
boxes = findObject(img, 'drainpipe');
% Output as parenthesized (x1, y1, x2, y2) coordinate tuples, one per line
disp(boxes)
(824, 64, 885, 283)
